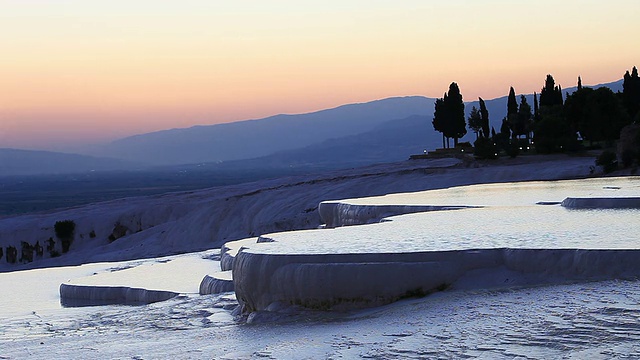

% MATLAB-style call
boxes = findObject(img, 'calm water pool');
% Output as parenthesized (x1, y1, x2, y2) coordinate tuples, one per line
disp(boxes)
(251, 177, 640, 254)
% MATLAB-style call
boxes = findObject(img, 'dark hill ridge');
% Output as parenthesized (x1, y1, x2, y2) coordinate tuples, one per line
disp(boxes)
(87, 96, 436, 166)
(86, 79, 621, 167)
(234, 115, 440, 169)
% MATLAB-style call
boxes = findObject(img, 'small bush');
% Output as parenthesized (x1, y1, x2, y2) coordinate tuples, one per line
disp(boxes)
(108, 222, 129, 243)
(20, 241, 34, 263)
(474, 137, 498, 159)
(61, 238, 72, 253)
(34, 241, 43, 257)
(45, 238, 59, 257)
(505, 142, 520, 158)
(54, 220, 75, 253)
(54, 220, 76, 239)
(6, 246, 18, 264)
(46, 237, 55, 252)
(595, 150, 618, 174)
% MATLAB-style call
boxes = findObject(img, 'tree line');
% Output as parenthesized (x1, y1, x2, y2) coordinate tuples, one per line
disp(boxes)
(432, 67, 640, 159)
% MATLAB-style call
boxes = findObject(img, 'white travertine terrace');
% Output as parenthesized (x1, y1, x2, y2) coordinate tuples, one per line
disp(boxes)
(228, 177, 640, 312)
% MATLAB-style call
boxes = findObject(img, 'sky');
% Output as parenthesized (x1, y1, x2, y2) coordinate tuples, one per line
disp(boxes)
(1, 0, 639, 150)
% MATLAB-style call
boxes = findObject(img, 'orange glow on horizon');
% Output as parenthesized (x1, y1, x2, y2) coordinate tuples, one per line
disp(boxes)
(1, 0, 638, 150)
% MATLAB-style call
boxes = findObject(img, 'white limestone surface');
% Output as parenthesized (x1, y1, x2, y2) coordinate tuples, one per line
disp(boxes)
(59, 250, 220, 306)
(199, 271, 234, 295)
(233, 176, 640, 312)
(1, 155, 595, 272)
(5, 271, 640, 359)
(320, 176, 640, 227)
(59, 284, 179, 306)
(2, 170, 640, 358)
(234, 248, 640, 312)
(220, 237, 259, 271)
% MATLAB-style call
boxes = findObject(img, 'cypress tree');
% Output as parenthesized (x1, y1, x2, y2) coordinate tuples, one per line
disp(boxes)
(535, 75, 575, 153)
(473, 100, 496, 159)
(500, 118, 510, 137)
(479, 97, 490, 138)
(444, 82, 467, 146)
(432, 82, 466, 148)
(577, 76, 582, 91)
(517, 95, 533, 139)
(623, 66, 640, 118)
(507, 87, 519, 139)
(533, 92, 539, 122)
(433, 95, 448, 148)
(540, 74, 562, 107)
(468, 106, 482, 139)
(540, 75, 554, 107)
(557, 85, 564, 106)
(564, 86, 593, 143)
(507, 87, 518, 118)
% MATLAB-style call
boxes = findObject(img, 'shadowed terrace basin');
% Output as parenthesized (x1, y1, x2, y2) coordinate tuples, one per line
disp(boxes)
(58, 251, 220, 307)
(225, 177, 640, 313)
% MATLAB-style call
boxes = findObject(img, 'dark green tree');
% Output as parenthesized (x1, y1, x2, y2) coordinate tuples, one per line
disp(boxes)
(433, 95, 448, 148)
(507, 87, 518, 119)
(479, 97, 490, 138)
(540, 74, 563, 108)
(432, 82, 466, 147)
(468, 106, 482, 139)
(533, 92, 540, 122)
(564, 86, 593, 143)
(506, 87, 519, 139)
(540, 75, 554, 107)
(583, 87, 631, 145)
(516, 95, 533, 139)
(623, 66, 640, 119)
(492, 118, 511, 155)
(564, 75, 590, 142)
(54, 220, 76, 239)
(533, 113, 574, 153)
(54, 220, 76, 254)
(558, 85, 564, 105)
(577, 76, 583, 91)
(473, 136, 497, 159)
(535, 74, 573, 152)
(500, 118, 510, 137)
(445, 82, 467, 146)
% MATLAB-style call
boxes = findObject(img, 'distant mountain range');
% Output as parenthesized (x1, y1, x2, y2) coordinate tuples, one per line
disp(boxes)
(224, 114, 440, 170)
(0, 79, 623, 176)
(83, 96, 435, 166)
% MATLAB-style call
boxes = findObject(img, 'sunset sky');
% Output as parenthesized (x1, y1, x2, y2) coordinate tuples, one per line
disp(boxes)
(1, 1, 638, 150)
